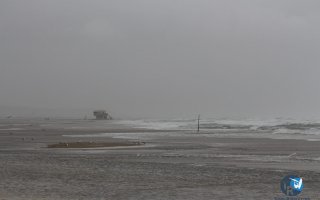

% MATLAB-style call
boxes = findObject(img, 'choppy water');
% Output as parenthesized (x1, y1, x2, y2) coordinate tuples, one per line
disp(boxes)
(2, 117, 320, 141)
(101, 118, 320, 142)
(114, 118, 320, 134)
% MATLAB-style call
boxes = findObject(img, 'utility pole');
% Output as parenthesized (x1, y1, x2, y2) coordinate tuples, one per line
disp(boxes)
(197, 114, 200, 133)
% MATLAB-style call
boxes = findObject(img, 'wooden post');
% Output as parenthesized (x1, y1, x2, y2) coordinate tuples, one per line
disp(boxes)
(197, 114, 200, 133)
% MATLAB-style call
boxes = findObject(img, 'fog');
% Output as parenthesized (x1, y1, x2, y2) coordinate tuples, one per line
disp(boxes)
(1, 0, 320, 119)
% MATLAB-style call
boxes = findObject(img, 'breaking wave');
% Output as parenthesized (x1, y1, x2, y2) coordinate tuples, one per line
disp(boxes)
(114, 118, 320, 136)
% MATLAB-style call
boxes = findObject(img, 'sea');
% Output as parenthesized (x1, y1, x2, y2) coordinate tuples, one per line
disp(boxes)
(111, 118, 320, 141)
(2, 117, 320, 141)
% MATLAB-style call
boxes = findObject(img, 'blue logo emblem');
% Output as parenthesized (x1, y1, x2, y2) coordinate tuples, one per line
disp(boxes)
(280, 175, 304, 196)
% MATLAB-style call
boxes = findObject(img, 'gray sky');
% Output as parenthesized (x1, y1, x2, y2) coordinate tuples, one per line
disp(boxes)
(1, 0, 320, 119)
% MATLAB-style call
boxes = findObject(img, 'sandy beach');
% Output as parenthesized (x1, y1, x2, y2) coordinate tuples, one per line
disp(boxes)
(0, 119, 319, 199)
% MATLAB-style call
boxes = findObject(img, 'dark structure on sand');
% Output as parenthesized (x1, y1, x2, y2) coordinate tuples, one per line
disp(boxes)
(93, 110, 112, 120)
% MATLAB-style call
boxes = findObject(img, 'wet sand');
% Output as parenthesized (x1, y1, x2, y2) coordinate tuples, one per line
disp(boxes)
(47, 141, 143, 148)
(0, 119, 319, 199)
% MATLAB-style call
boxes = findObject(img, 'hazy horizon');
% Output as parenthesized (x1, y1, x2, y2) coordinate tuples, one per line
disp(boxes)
(1, 0, 320, 119)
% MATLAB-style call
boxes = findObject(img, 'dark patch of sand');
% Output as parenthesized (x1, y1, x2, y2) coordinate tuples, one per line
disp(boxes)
(47, 141, 143, 148)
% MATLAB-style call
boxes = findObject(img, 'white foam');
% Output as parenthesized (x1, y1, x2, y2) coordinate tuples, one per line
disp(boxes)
(113, 119, 190, 130)
(272, 128, 299, 135)
(306, 139, 320, 141)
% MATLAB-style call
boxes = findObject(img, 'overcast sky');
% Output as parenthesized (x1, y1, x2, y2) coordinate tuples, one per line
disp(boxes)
(1, 0, 320, 119)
